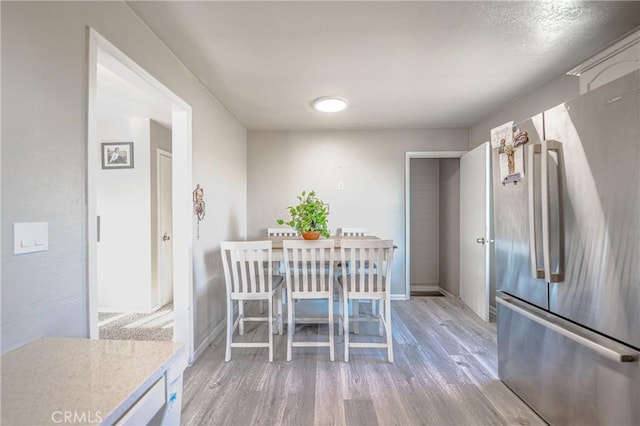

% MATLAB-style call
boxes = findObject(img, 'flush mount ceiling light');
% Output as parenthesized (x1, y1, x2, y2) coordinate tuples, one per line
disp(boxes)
(312, 96, 349, 113)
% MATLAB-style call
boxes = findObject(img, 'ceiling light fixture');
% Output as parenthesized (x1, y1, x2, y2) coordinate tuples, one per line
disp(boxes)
(312, 96, 349, 113)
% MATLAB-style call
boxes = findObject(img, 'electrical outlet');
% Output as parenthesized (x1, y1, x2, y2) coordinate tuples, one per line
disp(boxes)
(338, 181, 344, 191)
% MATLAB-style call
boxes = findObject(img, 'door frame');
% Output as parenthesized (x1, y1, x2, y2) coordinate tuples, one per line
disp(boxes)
(404, 151, 467, 300)
(157, 149, 173, 308)
(87, 28, 195, 361)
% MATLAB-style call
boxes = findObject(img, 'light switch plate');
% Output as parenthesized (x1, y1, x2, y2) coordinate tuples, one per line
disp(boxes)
(14, 222, 48, 254)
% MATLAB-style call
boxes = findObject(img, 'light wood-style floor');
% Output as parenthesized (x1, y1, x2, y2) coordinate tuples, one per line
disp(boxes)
(181, 297, 545, 426)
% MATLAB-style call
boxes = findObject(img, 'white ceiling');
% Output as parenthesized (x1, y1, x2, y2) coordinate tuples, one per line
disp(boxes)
(126, 1, 640, 131)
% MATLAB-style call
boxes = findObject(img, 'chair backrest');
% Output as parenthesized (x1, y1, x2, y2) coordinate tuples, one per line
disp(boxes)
(267, 227, 298, 237)
(220, 240, 274, 295)
(340, 240, 394, 294)
(339, 227, 370, 237)
(282, 239, 334, 296)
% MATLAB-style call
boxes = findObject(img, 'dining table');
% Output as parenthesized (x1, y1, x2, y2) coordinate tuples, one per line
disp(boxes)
(254, 234, 392, 262)
(253, 234, 395, 335)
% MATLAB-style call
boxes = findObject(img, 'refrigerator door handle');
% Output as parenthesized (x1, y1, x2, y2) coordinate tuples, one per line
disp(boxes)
(496, 296, 638, 363)
(527, 144, 545, 279)
(541, 139, 565, 283)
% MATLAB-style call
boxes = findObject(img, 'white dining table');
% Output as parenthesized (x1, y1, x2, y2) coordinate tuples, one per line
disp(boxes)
(253, 235, 394, 335)
(254, 234, 392, 262)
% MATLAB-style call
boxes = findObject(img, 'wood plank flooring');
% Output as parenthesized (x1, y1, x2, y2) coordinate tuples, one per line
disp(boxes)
(181, 297, 545, 426)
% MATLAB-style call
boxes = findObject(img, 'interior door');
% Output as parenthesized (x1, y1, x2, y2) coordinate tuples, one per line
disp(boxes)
(159, 151, 173, 306)
(459, 142, 491, 321)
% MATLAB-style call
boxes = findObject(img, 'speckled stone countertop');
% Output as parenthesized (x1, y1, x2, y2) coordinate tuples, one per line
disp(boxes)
(1, 337, 185, 425)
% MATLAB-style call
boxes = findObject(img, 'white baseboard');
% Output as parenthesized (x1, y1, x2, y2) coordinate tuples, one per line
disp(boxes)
(193, 319, 225, 364)
(391, 293, 408, 300)
(489, 305, 497, 321)
(438, 288, 456, 298)
(410, 284, 440, 293)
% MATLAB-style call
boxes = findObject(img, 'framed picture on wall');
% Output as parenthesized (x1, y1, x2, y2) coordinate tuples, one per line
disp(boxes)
(101, 142, 134, 169)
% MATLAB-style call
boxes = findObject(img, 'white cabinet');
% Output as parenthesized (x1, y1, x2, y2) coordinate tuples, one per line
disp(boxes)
(568, 29, 639, 94)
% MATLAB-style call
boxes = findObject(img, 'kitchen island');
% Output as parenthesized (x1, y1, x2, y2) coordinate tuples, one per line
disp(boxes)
(1, 337, 187, 425)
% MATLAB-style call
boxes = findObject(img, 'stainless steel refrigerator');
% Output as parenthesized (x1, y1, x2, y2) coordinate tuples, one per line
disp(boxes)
(494, 70, 639, 425)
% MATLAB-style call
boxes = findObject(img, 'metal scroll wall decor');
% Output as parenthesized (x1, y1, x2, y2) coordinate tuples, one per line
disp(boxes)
(193, 184, 205, 239)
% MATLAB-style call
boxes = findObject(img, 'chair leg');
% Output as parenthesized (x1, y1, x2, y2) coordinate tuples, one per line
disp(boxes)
(372, 298, 378, 316)
(337, 289, 343, 336)
(378, 299, 384, 337)
(343, 293, 350, 362)
(353, 300, 360, 335)
(328, 294, 335, 362)
(385, 297, 394, 363)
(277, 287, 284, 335)
(287, 296, 294, 362)
(268, 297, 274, 362)
(225, 298, 233, 362)
(239, 300, 245, 335)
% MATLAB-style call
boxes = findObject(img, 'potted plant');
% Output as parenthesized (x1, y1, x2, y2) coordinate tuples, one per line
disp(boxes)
(277, 190, 330, 240)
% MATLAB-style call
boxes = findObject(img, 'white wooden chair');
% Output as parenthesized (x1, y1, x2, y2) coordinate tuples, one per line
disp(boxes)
(267, 227, 299, 307)
(338, 227, 370, 237)
(338, 227, 377, 322)
(267, 226, 299, 274)
(267, 227, 298, 237)
(337, 239, 395, 363)
(220, 240, 284, 362)
(283, 239, 335, 361)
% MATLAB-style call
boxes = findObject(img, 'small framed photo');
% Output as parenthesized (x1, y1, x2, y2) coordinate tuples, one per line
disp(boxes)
(102, 142, 134, 169)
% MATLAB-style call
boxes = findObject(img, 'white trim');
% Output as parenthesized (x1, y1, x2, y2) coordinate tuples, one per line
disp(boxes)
(404, 151, 467, 301)
(87, 28, 98, 338)
(194, 319, 225, 361)
(390, 293, 407, 301)
(409, 284, 441, 293)
(156, 149, 172, 309)
(489, 305, 497, 321)
(87, 28, 195, 362)
(567, 28, 640, 76)
(438, 288, 456, 298)
(483, 142, 493, 322)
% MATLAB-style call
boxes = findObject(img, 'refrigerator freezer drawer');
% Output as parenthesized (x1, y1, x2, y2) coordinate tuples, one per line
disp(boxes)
(497, 295, 639, 425)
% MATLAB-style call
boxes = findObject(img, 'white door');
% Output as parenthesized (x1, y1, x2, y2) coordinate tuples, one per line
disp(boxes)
(459, 142, 491, 321)
(158, 151, 173, 306)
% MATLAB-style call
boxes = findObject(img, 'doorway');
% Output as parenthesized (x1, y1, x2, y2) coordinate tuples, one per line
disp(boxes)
(404, 148, 493, 321)
(404, 151, 466, 300)
(87, 29, 195, 361)
(157, 149, 173, 308)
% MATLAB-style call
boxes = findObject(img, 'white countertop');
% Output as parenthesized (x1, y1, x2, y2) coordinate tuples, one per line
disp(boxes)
(1, 337, 185, 425)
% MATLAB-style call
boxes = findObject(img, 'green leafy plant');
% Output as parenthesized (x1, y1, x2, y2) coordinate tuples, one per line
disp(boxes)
(277, 190, 330, 238)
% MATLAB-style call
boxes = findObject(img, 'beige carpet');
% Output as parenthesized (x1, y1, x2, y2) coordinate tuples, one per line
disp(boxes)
(98, 303, 173, 342)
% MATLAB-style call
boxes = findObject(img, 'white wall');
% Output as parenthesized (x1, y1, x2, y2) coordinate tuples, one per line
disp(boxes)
(1, 1, 246, 354)
(469, 74, 579, 149)
(409, 158, 439, 290)
(97, 118, 152, 312)
(247, 129, 468, 296)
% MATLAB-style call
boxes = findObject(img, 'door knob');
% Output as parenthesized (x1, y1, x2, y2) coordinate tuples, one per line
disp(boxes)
(163, 234, 171, 241)
(476, 237, 485, 245)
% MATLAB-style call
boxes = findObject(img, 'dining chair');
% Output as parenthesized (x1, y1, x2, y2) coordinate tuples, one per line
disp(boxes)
(338, 227, 370, 237)
(220, 240, 284, 362)
(283, 239, 335, 361)
(337, 227, 377, 322)
(267, 227, 298, 237)
(338, 239, 395, 363)
(267, 226, 298, 273)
